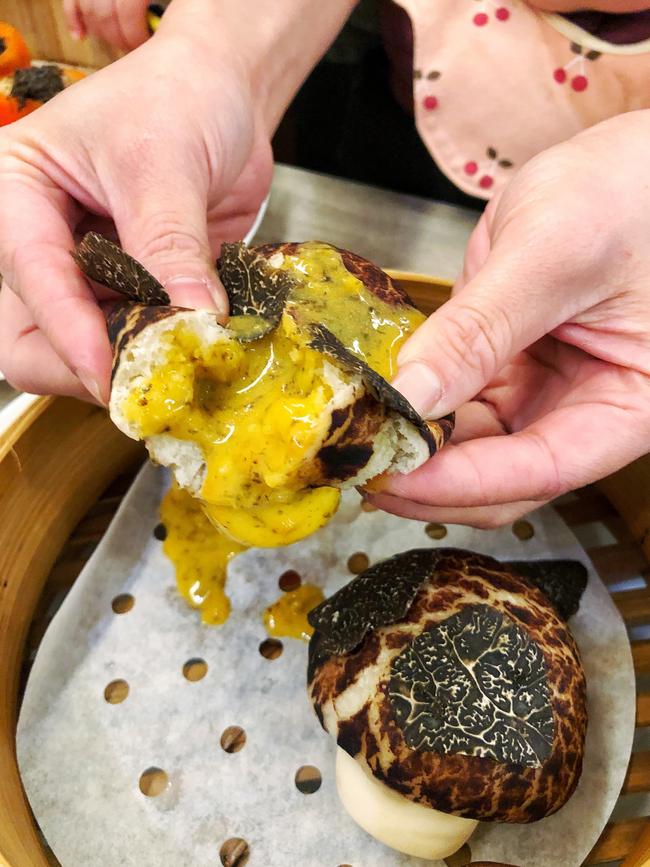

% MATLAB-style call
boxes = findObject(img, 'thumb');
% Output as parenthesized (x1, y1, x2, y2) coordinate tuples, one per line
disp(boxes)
(115, 185, 228, 315)
(391, 223, 577, 418)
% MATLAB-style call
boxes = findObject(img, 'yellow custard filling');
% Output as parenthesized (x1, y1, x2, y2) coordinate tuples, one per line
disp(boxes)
(263, 584, 326, 642)
(160, 485, 245, 625)
(278, 242, 426, 380)
(124, 316, 340, 548)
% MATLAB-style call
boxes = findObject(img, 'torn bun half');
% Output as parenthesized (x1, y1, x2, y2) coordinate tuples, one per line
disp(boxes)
(75, 234, 453, 548)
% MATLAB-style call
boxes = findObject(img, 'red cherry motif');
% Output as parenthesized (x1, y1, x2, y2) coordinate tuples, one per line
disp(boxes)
(553, 68, 567, 84)
(571, 75, 588, 92)
(464, 161, 478, 176)
(473, 12, 489, 26)
(423, 95, 438, 110)
(479, 175, 494, 190)
(495, 7, 510, 21)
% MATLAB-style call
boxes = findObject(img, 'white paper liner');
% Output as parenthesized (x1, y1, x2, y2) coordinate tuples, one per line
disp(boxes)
(17, 464, 635, 867)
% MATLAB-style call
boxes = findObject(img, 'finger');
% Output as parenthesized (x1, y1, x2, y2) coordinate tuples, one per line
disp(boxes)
(449, 400, 506, 444)
(0, 287, 97, 400)
(116, 0, 151, 49)
(380, 397, 650, 508)
(391, 214, 600, 419)
(112, 168, 227, 314)
(63, 0, 86, 38)
(83, 0, 132, 51)
(0, 176, 112, 402)
(364, 491, 542, 530)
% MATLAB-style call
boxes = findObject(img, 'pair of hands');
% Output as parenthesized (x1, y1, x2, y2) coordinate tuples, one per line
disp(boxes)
(1, 10, 649, 530)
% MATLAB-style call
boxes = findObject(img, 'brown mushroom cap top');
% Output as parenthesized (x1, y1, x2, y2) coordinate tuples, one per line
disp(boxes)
(308, 548, 587, 824)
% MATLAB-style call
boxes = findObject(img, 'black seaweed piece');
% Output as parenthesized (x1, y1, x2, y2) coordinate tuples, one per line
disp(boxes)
(307, 549, 443, 679)
(506, 560, 588, 621)
(0, 38, 6, 55)
(11, 65, 64, 108)
(389, 604, 554, 767)
(217, 242, 294, 340)
(307, 322, 449, 455)
(73, 233, 170, 305)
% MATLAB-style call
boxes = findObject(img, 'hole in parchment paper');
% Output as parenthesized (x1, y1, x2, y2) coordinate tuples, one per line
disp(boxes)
(182, 658, 208, 681)
(219, 837, 250, 866)
(347, 552, 369, 574)
(111, 593, 134, 614)
(279, 569, 301, 592)
(443, 842, 472, 866)
(295, 765, 322, 794)
(361, 499, 377, 512)
(259, 638, 283, 660)
(138, 767, 169, 797)
(153, 522, 167, 541)
(512, 520, 535, 541)
(425, 522, 447, 540)
(220, 726, 246, 753)
(104, 679, 129, 704)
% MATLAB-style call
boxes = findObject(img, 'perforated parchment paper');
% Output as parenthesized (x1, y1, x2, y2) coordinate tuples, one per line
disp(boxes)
(17, 464, 635, 867)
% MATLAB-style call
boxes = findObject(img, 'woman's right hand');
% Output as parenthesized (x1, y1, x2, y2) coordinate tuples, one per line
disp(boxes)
(0, 27, 272, 402)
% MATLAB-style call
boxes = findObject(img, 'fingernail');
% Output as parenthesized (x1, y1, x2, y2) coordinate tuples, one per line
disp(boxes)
(163, 275, 227, 313)
(70, 28, 83, 40)
(391, 361, 442, 418)
(77, 369, 106, 406)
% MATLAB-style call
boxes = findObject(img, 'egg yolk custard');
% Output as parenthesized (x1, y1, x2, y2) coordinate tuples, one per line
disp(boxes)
(160, 485, 244, 625)
(126, 243, 425, 625)
(264, 584, 326, 641)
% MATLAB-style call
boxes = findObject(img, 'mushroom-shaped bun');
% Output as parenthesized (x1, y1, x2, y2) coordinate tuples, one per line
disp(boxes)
(307, 548, 588, 860)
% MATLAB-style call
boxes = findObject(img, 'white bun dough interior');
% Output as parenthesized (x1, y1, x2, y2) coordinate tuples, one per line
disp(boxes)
(336, 748, 477, 861)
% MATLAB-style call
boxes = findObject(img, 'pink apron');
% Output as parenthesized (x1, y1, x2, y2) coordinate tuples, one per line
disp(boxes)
(390, 1, 650, 198)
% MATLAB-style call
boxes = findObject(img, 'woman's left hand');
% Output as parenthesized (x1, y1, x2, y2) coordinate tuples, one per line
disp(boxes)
(368, 112, 650, 528)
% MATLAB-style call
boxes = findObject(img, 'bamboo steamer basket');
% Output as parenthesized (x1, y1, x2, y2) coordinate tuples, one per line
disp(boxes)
(0, 275, 649, 867)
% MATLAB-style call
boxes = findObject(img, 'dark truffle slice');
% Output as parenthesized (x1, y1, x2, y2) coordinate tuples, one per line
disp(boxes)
(73, 233, 170, 305)
(505, 559, 588, 620)
(11, 65, 64, 108)
(217, 241, 295, 340)
(306, 322, 454, 456)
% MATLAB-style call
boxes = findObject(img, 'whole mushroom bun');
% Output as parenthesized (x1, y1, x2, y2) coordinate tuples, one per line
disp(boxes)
(307, 549, 588, 861)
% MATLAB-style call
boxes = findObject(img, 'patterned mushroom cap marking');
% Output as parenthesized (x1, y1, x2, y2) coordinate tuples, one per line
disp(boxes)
(389, 604, 554, 767)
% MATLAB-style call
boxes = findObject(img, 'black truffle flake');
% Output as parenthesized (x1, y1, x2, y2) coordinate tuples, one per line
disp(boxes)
(306, 322, 452, 456)
(389, 604, 554, 767)
(217, 242, 295, 340)
(11, 65, 64, 108)
(73, 233, 170, 305)
(307, 549, 442, 678)
(506, 560, 588, 621)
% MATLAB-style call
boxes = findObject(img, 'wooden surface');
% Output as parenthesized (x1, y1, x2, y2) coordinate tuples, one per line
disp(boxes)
(0, 0, 120, 67)
(0, 398, 143, 867)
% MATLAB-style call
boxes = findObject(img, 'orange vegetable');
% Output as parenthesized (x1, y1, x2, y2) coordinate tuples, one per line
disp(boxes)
(0, 22, 31, 77)
(0, 93, 40, 126)
(61, 66, 87, 86)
